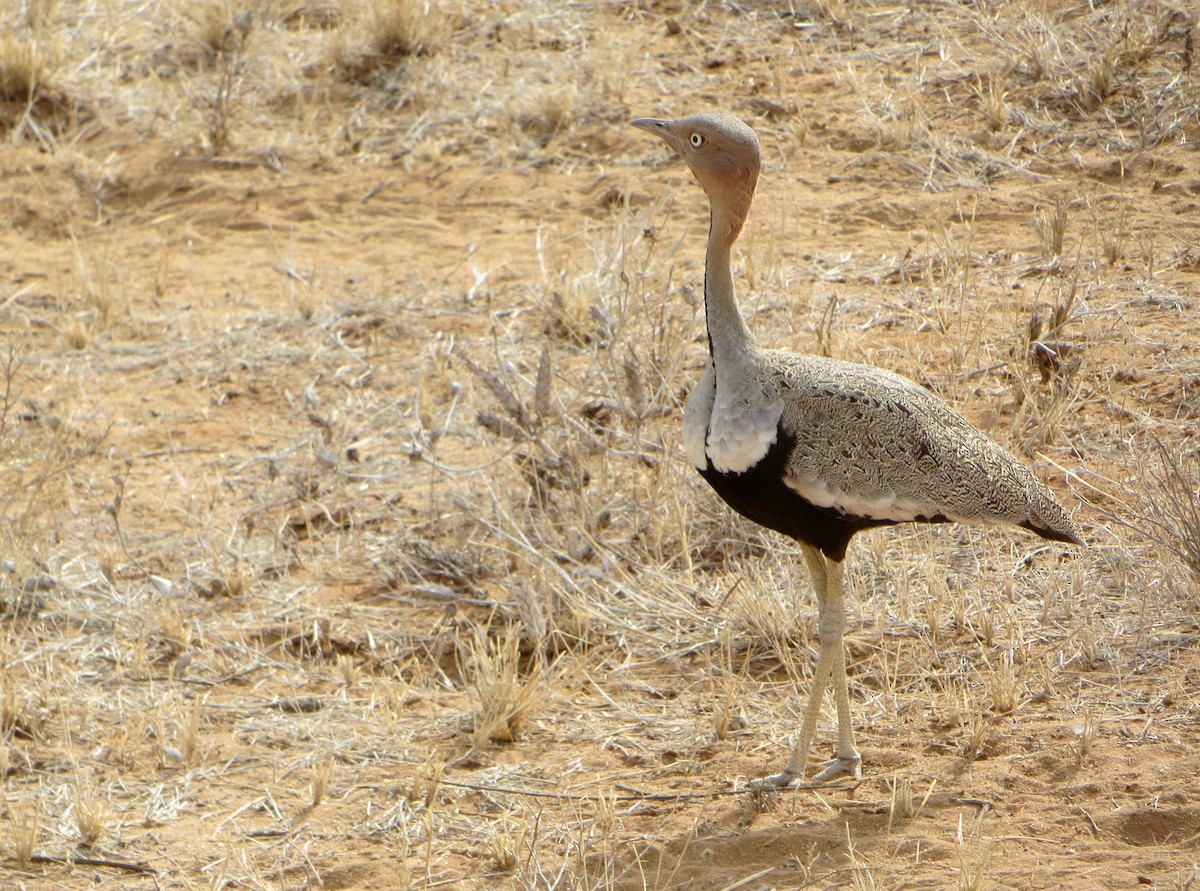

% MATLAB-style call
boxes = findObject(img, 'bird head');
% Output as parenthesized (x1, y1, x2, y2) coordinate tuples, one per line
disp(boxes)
(632, 112, 761, 236)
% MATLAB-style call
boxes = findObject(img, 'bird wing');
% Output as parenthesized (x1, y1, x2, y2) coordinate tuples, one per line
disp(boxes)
(772, 353, 1075, 535)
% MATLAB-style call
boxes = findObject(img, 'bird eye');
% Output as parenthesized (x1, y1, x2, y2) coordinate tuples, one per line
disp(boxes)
(689, 132, 704, 147)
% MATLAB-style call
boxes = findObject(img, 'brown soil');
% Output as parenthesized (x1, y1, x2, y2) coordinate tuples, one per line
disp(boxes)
(2, 2, 1200, 889)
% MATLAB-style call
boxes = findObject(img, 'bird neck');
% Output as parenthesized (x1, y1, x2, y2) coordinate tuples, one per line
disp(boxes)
(704, 206, 756, 368)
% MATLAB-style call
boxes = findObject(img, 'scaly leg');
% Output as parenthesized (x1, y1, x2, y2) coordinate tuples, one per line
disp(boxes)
(810, 557, 861, 782)
(751, 545, 860, 789)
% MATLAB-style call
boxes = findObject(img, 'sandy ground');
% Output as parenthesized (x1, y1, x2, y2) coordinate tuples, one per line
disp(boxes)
(2, 1, 1200, 889)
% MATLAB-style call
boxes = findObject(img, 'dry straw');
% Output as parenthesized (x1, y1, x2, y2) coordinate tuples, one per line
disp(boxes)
(0, 0, 1197, 887)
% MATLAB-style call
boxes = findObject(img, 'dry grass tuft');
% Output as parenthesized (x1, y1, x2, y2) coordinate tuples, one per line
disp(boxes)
(199, 38, 246, 153)
(1090, 198, 1130, 266)
(1075, 714, 1097, 765)
(408, 754, 444, 809)
(1127, 434, 1200, 582)
(62, 317, 92, 350)
(885, 775, 934, 828)
(191, 1, 253, 58)
(0, 33, 44, 102)
(846, 824, 880, 891)
(1, 671, 45, 743)
(462, 626, 548, 747)
(711, 674, 749, 742)
(310, 756, 334, 807)
(9, 797, 39, 868)
(1033, 195, 1071, 260)
(512, 84, 578, 143)
(947, 683, 991, 761)
(178, 696, 205, 765)
(72, 779, 109, 847)
(0, 31, 80, 137)
(977, 72, 1009, 131)
(379, 0, 446, 55)
(369, 0, 452, 61)
(487, 819, 527, 873)
(985, 647, 1024, 715)
(956, 840, 992, 891)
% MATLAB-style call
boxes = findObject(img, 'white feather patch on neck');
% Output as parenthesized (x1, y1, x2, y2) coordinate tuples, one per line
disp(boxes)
(682, 361, 783, 474)
(704, 392, 783, 474)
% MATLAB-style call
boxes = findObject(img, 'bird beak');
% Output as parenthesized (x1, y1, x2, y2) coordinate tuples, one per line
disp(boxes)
(632, 117, 673, 139)
(632, 118, 682, 154)
(632, 117, 668, 131)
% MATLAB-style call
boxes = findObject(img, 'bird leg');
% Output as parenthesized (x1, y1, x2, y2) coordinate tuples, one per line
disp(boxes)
(813, 555, 862, 782)
(750, 545, 861, 790)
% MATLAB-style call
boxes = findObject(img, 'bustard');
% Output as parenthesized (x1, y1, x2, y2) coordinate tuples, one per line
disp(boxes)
(632, 112, 1083, 789)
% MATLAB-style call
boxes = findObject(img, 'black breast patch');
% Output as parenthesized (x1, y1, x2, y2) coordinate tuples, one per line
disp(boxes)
(698, 426, 898, 561)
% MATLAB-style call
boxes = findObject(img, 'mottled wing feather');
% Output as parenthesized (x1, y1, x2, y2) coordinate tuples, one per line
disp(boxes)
(770, 353, 1082, 543)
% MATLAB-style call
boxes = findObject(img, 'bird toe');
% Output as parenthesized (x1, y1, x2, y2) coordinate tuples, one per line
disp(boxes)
(812, 755, 861, 783)
(747, 770, 806, 792)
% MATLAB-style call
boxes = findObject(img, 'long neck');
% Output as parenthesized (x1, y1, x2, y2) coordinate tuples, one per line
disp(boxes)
(704, 203, 755, 368)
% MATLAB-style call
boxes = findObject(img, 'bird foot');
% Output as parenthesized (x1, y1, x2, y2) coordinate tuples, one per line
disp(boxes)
(811, 754, 861, 783)
(747, 770, 806, 791)
(747, 755, 861, 792)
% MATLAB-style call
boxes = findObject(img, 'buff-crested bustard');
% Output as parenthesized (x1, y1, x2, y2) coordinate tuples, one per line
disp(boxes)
(632, 112, 1083, 789)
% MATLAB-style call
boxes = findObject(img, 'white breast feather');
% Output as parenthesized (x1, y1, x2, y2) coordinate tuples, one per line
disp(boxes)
(683, 360, 783, 474)
(706, 394, 782, 474)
